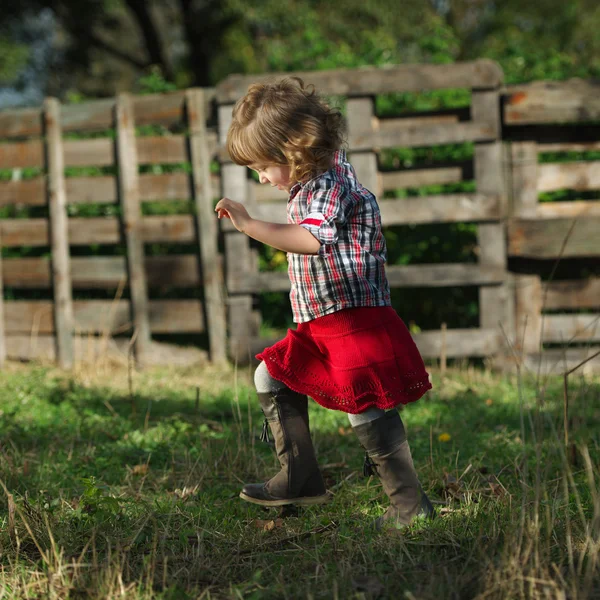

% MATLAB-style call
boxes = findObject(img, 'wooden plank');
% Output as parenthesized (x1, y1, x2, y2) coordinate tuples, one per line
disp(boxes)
(64, 138, 113, 167)
(116, 93, 151, 365)
(230, 263, 506, 294)
(514, 274, 543, 354)
(349, 120, 496, 151)
(542, 314, 600, 343)
(509, 142, 538, 217)
(0, 178, 46, 206)
(0, 172, 220, 206)
(219, 103, 257, 359)
(3, 299, 204, 334)
(519, 348, 600, 375)
(538, 161, 600, 192)
(4, 335, 208, 365)
(472, 87, 508, 338)
(508, 218, 600, 258)
(44, 97, 74, 369)
(2, 255, 203, 289)
(0, 229, 5, 367)
(0, 132, 218, 171)
(545, 278, 600, 310)
(186, 88, 227, 363)
(346, 98, 380, 195)
(216, 60, 503, 103)
(0, 90, 215, 138)
(0, 107, 41, 138)
(379, 193, 501, 225)
(0, 140, 44, 169)
(537, 201, 600, 219)
(0, 215, 196, 247)
(504, 80, 600, 124)
(380, 162, 472, 191)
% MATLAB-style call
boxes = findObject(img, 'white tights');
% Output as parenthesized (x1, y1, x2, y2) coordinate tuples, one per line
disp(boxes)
(253, 361, 386, 426)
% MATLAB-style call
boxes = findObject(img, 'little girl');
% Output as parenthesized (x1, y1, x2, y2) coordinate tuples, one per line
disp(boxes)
(215, 77, 435, 530)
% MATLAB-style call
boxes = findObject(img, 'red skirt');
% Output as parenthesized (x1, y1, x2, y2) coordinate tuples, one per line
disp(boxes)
(256, 307, 432, 414)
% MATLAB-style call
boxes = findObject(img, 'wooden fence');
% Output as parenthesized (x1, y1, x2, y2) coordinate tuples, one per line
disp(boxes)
(217, 60, 514, 364)
(0, 61, 598, 372)
(504, 79, 600, 373)
(0, 90, 226, 367)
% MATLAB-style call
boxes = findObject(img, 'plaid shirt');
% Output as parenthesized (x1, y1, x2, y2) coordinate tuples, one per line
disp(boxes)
(287, 150, 391, 323)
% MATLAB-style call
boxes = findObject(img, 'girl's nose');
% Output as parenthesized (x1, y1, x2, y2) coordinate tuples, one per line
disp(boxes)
(259, 173, 269, 184)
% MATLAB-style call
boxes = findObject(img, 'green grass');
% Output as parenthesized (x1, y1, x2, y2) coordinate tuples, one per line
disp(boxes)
(0, 361, 599, 599)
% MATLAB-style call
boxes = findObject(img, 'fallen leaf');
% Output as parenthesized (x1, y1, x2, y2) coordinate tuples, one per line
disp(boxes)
(131, 464, 149, 476)
(253, 518, 284, 531)
(485, 398, 493, 406)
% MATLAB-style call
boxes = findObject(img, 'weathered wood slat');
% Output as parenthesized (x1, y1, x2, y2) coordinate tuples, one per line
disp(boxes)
(0, 173, 222, 206)
(0, 215, 196, 247)
(0, 178, 46, 206)
(44, 97, 74, 368)
(3, 300, 204, 334)
(217, 60, 503, 103)
(349, 120, 495, 151)
(4, 335, 208, 365)
(542, 314, 600, 343)
(380, 163, 472, 190)
(518, 348, 600, 375)
(510, 142, 538, 217)
(379, 193, 501, 225)
(538, 161, 600, 192)
(116, 93, 151, 364)
(508, 218, 600, 258)
(230, 263, 505, 294)
(0, 91, 196, 138)
(0, 139, 44, 169)
(0, 132, 219, 170)
(537, 201, 600, 219)
(514, 274, 543, 354)
(186, 88, 227, 363)
(504, 80, 600, 124)
(2, 255, 203, 289)
(545, 278, 600, 310)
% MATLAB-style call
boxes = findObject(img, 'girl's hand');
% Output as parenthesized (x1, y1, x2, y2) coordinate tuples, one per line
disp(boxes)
(215, 198, 252, 233)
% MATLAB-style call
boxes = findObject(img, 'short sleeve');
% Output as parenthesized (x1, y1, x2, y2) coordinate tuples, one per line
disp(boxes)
(298, 180, 354, 257)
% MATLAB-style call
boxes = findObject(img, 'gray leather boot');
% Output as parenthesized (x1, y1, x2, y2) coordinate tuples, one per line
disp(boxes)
(352, 410, 435, 529)
(240, 387, 329, 507)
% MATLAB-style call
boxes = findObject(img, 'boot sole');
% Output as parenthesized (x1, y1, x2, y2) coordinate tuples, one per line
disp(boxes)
(239, 491, 331, 507)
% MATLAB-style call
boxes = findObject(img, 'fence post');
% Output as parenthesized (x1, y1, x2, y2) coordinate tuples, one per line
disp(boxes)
(346, 98, 381, 197)
(471, 88, 514, 345)
(115, 93, 151, 366)
(218, 104, 256, 363)
(186, 89, 227, 364)
(44, 97, 74, 369)
(510, 142, 538, 217)
(514, 274, 543, 357)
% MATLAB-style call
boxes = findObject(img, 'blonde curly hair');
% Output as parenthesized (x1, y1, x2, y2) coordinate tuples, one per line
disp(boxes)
(226, 77, 345, 184)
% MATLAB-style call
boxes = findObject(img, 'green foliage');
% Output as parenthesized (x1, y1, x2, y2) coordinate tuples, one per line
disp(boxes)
(0, 37, 29, 83)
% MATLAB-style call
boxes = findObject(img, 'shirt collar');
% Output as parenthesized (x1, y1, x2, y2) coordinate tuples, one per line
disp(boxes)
(288, 149, 346, 200)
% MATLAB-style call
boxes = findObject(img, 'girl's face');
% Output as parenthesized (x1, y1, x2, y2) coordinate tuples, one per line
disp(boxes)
(251, 164, 292, 192)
